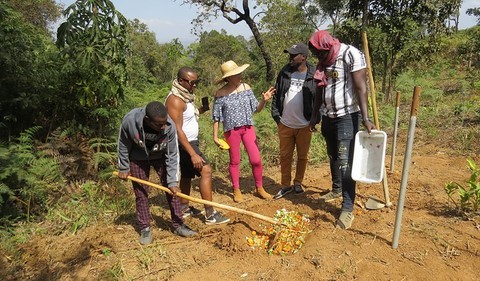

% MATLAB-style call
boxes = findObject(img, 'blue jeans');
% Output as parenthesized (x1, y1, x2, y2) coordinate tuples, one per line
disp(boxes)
(321, 112, 360, 212)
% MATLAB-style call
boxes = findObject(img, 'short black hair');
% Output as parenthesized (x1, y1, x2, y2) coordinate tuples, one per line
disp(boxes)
(145, 101, 167, 119)
(177, 67, 196, 79)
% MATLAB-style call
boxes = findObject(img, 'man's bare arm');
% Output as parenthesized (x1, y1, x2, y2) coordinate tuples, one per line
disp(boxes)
(352, 69, 374, 133)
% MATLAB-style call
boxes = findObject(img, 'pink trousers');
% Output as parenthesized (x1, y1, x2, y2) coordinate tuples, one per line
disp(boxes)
(224, 125, 263, 189)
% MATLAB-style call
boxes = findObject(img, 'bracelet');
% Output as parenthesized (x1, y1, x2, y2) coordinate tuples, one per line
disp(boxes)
(363, 118, 371, 122)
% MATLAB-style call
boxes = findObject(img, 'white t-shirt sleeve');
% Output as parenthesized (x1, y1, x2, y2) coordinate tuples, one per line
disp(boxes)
(348, 47, 367, 73)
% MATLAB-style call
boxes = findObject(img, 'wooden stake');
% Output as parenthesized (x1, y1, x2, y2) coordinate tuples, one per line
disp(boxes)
(362, 31, 392, 207)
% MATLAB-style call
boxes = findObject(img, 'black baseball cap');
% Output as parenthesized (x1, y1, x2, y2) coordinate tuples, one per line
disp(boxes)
(283, 43, 309, 56)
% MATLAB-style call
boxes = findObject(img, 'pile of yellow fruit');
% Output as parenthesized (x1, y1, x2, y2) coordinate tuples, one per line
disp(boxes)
(246, 209, 311, 255)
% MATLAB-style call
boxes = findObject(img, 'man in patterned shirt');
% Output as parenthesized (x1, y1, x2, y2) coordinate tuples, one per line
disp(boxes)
(308, 30, 375, 229)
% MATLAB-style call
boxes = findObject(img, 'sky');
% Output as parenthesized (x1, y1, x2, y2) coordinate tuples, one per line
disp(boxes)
(56, 0, 480, 46)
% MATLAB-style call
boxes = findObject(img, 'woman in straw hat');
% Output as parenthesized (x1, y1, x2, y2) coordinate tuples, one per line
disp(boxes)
(212, 60, 276, 202)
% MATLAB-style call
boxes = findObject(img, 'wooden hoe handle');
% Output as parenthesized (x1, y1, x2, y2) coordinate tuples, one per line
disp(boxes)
(112, 171, 279, 225)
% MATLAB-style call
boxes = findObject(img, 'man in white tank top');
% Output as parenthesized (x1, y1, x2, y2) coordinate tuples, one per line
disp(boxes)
(166, 67, 229, 227)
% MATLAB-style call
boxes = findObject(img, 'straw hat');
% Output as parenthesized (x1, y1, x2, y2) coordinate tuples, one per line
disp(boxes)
(215, 60, 250, 84)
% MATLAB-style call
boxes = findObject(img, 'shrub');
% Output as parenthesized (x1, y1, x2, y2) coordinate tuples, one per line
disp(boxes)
(0, 127, 62, 222)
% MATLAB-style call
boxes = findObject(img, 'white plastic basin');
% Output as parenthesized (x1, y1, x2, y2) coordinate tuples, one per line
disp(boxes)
(351, 130, 387, 183)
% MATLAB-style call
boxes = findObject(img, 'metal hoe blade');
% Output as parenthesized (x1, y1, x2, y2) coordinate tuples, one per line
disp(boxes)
(365, 196, 386, 210)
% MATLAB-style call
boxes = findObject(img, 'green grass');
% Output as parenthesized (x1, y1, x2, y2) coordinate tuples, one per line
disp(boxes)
(42, 179, 133, 235)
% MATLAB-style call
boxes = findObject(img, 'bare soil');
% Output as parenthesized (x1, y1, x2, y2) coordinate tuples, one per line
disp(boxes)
(3, 144, 480, 280)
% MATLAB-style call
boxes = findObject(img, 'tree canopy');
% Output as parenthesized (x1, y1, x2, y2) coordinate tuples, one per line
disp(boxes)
(56, 0, 129, 137)
(182, 0, 275, 81)
(467, 7, 480, 25)
(0, 2, 61, 140)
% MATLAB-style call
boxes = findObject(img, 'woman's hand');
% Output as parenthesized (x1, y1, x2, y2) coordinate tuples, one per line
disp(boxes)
(213, 136, 221, 147)
(262, 87, 276, 101)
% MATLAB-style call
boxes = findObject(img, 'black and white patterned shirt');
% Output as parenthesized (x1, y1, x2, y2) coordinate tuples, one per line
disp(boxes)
(322, 43, 367, 118)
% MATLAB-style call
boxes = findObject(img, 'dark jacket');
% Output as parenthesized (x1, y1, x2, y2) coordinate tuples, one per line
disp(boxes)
(117, 107, 180, 188)
(272, 61, 317, 124)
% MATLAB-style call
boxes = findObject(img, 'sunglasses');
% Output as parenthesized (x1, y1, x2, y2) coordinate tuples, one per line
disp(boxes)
(180, 77, 200, 87)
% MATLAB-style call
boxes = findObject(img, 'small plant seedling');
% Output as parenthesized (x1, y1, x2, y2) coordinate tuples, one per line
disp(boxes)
(101, 247, 112, 256)
(444, 159, 480, 214)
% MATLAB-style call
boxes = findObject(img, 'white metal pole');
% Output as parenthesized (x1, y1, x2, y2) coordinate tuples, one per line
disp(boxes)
(392, 86, 421, 249)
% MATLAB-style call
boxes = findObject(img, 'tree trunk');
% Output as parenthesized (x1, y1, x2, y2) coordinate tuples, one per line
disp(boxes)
(387, 74, 393, 103)
(214, 0, 274, 82)
(95, 121, 102, 172)
(362, 0, 368, 29)
(382, 53, 387, 96)
(244, 17, 274, 82)
(386, 50, 396, 102)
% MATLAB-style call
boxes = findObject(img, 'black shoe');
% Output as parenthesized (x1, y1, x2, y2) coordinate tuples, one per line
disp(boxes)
(182, 206, 204, 219)
(273, 186, 294, 199)
(205, 211, 230, 225)
(293, 183, 304, 193)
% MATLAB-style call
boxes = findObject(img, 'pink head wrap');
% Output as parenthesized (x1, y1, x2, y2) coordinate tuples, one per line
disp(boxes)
(309, 30, 341, 87)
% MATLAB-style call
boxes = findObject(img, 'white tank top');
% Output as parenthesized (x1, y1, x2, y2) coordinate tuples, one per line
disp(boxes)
(183, 102, 199, 141)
